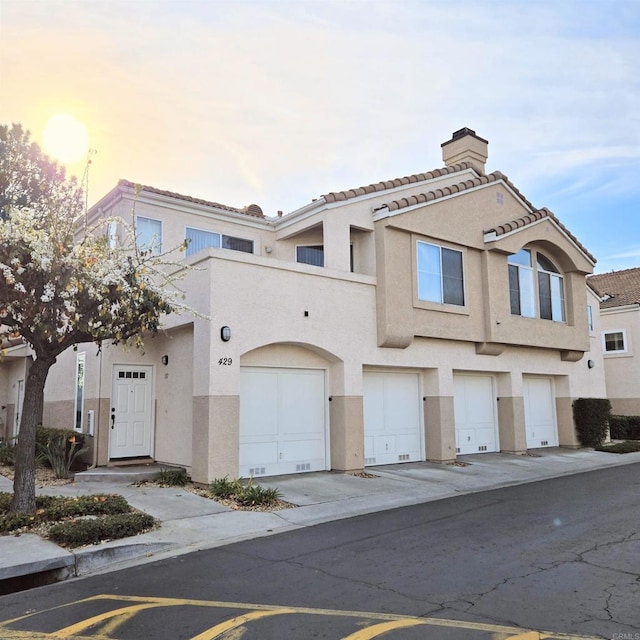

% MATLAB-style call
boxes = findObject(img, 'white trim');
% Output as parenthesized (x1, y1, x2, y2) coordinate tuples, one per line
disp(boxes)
(600, 304, 640, 316)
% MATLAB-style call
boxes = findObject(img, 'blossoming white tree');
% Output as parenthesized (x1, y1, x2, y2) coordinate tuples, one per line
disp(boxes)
(1, 124, 184, 513)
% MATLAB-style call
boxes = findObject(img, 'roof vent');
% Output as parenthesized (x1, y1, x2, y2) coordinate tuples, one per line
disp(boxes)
(441, 127, 489, 175)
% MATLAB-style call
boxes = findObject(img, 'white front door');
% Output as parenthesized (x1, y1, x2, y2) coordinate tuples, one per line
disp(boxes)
(239, 367, 327, 477)
(110, 365, 154, 459)
(454, 374, 498, 455)
(14, 379, 24, 437)
(524, 376, 558, 448)
(363, 371, 422, 466)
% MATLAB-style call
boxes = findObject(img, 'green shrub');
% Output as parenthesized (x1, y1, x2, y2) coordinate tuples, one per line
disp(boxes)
(596, 440, 640, 454)
(39, 494, 131, 520)
(36, 426, 85, 451)
(573, 398, 611, 448)
(0, 512, 35, 533)
(47, 512, 156, 547)
(0, 491, 13, 512)
(209, 476, 282, 507)
(609, 415, 640, 440)
(36, 430, 87, 479)
(209, 476, 242, 499)
(0, 439, 16, 466)
(235, 483, 282, 507)
(158, 468, 187, 486)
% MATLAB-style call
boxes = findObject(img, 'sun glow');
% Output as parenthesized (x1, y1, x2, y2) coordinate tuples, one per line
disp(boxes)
(43, 113, 90, 164)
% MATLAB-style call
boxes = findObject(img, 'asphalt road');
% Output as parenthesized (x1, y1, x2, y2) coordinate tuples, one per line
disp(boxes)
(0, 464, 638, 639)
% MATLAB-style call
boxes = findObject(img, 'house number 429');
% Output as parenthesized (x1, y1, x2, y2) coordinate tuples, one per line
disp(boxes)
(218, 357, 233, 366)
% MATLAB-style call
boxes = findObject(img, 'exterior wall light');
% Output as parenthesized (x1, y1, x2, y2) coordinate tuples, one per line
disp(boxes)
(587, 359, 595, 369)
(161, 355, 169, 366)
(221, 326, 231, 342)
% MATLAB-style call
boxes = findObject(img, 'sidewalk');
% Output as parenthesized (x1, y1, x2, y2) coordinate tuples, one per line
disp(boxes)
(2, 448, 639, 586)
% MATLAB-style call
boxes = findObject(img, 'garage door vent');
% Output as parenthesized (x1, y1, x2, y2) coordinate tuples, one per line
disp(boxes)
(249, 467, 266, 476)
(541, 440, 549, 446)
(478, 445, 487, 452)
(398, 454, 410, 461)
(365, 457, 376, 465)
(296, 463, 311, 472)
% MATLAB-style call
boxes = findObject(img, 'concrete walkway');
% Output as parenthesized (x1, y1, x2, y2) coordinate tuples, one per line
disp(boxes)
(1, 448, 639, 585)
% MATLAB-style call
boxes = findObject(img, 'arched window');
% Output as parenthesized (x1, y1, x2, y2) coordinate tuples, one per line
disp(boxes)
(508, 249, 565, 322)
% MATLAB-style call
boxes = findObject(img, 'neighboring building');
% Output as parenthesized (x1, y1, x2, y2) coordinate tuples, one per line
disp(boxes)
(588, 268, 640, 415)
(0, 128, 608, 482)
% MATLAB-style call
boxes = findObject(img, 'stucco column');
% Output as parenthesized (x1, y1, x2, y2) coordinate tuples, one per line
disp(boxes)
(423, 368, 456, 462)
(190, 264, 241, 484)
(322, 215, 352, 272)
(496, 372, 527, 454)
(555, 375, 580, 448)
(329, 360, 364, 472)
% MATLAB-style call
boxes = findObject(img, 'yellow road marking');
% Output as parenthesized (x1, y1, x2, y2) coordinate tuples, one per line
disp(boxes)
(52, 601, 184, 637)
(0, 594, 602, 640)
(342, 618, 427, 639)
(191, 608, 297, 640)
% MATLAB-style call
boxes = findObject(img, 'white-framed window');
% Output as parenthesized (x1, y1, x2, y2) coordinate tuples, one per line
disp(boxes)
(416, 241, 464, 306)
(185, 227, 253, 257)
(603, 330, 627, 354)
(107, 221, 118, 249)
(74, 352, 86, 432)
(508, 249, 565, 322)
(508, 249, 535, 317)
(537, 254, 565, 322)
(587, 305, 594, 332)
(296, 244, 324, 267)
(136, 216, 162, 254)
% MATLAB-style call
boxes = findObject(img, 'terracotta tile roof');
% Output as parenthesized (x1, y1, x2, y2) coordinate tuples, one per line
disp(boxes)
(117, 179, 264, 218)
(588, 267, 640, 308)
(485, 207, 596, 264)
(384, 169, 536, 212)
(322, 162, 477, 204)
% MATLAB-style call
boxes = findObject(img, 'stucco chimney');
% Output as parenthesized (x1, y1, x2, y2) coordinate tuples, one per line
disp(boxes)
(441, 127, 488, 175)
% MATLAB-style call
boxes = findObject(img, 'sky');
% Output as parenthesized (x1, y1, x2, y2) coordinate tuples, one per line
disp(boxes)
(1, 0, 638, 274)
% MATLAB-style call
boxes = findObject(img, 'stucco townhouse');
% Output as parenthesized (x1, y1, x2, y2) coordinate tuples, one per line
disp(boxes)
(588, 267, 640, 416)
(0, 128, 609, 483)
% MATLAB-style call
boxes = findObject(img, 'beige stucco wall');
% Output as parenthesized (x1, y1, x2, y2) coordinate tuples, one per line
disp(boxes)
(374, 188, 593, 352)
(0, 357, 30, 440)
(600, 307, 639, 415)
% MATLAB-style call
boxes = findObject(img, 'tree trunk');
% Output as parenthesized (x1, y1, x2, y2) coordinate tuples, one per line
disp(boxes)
(10, 355, 55, 514)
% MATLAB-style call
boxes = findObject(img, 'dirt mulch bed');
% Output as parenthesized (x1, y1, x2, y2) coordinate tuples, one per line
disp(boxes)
(135, 479, 295, 512)
(0, 464, 73, 487)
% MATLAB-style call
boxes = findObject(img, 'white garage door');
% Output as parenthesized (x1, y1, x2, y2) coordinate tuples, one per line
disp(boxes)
(239, 367, 327, 477)
(524, 376, 558, 448)
(363, 371, 422, 466)
(454, 374, 498, 455)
